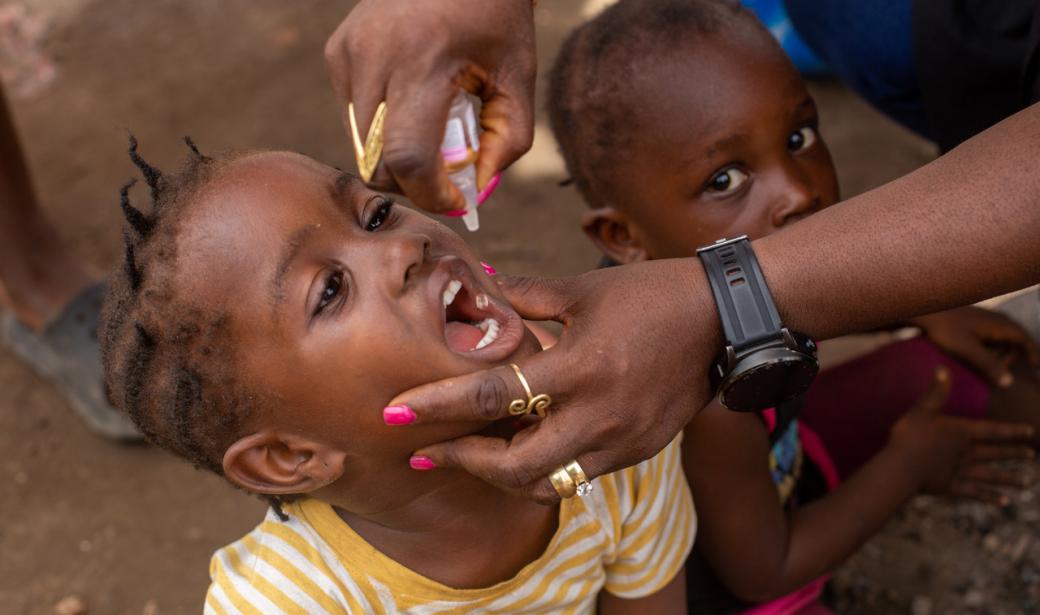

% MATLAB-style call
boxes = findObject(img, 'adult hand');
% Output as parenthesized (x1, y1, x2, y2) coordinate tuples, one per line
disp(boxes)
(392, 259, 721, 504)
(911, 306, 1040, 388)
(325, 0, 537, 213)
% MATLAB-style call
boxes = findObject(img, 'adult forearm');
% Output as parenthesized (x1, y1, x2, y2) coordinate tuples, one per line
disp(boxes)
(757, 102, 1040, 340)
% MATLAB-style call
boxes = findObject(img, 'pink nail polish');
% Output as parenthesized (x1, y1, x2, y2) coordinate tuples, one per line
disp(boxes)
(480, 262, 497, 276)
(409, 455, 436, 470)
(383, 405, 416, 426)
(441, 209, 467, 217)
(477, 173, 501, 205)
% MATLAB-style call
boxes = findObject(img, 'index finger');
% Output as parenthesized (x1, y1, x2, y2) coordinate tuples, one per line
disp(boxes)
(987, 316, 1040, 367)
(960, 418, 1036, 443)
(387, 352, 564, 425)
(413, 417, 612, 504)
(382, 73, 466, 213)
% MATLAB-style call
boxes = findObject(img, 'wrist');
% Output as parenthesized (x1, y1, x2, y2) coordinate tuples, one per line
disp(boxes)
(880, 436, 929, 491)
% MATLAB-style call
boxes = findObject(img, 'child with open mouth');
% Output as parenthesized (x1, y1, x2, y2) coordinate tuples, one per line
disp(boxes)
(100, 137, 694, 614)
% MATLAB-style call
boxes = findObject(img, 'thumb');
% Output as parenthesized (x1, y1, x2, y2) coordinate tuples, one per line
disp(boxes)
(496, 274, 576, 322)
(474, 71, 535, 189)
(912, 367, 953, 416)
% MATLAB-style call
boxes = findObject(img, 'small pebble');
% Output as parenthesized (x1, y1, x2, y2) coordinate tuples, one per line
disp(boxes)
(964, 589, 985, 607)
(911, 594, 932, 615)
(54, 595, 87, 615)
(142, 599, 159, 615)
(983, 533, 1001, 551)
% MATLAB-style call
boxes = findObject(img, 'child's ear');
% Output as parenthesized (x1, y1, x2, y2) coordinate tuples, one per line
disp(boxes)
(222, 431, 347, 496)
(581, 207, 648, 265)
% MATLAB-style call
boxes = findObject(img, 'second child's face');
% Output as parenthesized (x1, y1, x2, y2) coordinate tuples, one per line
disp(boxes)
(174, 153, 536, 463)
(610, 29, 840, 258)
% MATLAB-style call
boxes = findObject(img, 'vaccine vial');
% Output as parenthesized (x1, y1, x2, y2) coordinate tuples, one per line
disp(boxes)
(441, 91, 481, 232)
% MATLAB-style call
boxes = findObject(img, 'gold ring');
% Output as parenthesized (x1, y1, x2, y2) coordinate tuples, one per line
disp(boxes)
(548, 466, 577, 499)
(507, 363, 552, 417)
(564, 460, 593, 496)
(348, 101, 387, 183)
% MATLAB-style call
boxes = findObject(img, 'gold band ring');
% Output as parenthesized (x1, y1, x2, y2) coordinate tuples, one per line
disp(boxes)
(564, 460, 593, 496)
(507, 363, 551, 417)
(348, 101, 388, 183)
(548, 465, 577, 499)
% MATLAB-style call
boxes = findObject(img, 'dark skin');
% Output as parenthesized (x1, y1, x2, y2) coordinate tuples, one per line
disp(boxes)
(581, 32, 1038, 601)
(0, 82, 95, 331)
(327, 1, 1040, 506)
(172, 152, 682, 611)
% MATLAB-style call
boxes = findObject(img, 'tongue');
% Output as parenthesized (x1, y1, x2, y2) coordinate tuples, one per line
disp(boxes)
(445, 321, 486, 352)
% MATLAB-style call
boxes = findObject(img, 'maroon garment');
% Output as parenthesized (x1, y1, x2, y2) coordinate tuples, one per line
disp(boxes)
(800, 337, 990, 479)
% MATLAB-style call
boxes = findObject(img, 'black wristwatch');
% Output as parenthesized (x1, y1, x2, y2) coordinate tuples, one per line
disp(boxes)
(696, 236, 818, 412)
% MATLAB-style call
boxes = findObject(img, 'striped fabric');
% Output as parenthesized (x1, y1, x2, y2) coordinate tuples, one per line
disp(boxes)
(205, 437, 694, 614)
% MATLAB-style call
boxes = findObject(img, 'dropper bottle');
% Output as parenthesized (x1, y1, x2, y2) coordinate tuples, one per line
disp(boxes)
(441, 91, 481, 231)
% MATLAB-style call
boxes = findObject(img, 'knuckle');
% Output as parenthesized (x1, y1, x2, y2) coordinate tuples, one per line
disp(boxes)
(471, 373, 511, 421)
(382, 142, 434, 180)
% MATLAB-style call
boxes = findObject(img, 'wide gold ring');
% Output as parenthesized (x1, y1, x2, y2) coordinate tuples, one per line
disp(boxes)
(507, 363, 552, 417)
(548, 465, 577, 499)
(564, 460, 593, 497)
(348, 101, 388, 183)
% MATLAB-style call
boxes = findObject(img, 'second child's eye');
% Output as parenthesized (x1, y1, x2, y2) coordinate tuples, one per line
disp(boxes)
(706, 168, 749, 195)
(788, 126, 817, 152)
(365, 197, 395, 231)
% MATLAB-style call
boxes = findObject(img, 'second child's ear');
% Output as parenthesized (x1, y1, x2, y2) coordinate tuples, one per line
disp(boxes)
(581, 207, 648, 265)
(222, 431, 347, 496)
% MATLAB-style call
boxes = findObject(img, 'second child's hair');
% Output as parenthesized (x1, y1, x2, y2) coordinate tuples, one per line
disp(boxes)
(547, 0, 747, 206)
(100, 138, 287, 517)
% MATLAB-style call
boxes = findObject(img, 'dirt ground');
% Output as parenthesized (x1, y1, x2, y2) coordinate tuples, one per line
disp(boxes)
(1, 1, 1036, 614)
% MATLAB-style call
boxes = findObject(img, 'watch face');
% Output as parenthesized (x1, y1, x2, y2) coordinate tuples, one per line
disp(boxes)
(720, 351, 819, 412)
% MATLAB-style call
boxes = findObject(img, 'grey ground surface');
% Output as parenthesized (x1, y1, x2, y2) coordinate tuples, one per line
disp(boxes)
(1, 1, 1035, 613)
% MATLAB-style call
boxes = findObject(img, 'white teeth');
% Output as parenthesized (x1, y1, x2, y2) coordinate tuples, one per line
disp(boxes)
(473, 318, 501, 350)
(475, 293, 489, 310)
(442, 279, 462, 308)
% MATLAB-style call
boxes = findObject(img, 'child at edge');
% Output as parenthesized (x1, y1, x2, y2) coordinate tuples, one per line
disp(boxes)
(548, 1, 1040, 613)
(99, 139, 694, 614)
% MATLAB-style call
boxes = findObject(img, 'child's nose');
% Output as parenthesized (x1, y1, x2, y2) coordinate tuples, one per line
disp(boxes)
(769, 166, 820, 229)
(382, 231, 432, 294)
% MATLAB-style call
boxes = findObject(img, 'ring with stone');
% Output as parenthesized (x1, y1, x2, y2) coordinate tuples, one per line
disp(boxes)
(564, 460, 593, 497)
(548, 465, 577, 499)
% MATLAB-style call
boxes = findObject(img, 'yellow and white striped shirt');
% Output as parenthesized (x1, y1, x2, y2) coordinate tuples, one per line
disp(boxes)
(205, 437, 694, 614)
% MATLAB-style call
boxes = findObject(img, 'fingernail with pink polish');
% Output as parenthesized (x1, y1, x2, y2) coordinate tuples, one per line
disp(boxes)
(441, 209, 467, 218)
(409, 455, 436, 470)
(383, 405, 416, 426)
(477, 173, 501, 205)
(480, 262, 497, 276)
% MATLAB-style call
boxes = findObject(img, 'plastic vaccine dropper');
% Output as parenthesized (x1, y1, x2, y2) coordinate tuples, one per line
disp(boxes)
(441, 91, 481, 232)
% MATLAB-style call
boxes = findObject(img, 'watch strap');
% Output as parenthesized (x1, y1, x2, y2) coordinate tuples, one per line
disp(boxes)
(697, 236, 783, 352)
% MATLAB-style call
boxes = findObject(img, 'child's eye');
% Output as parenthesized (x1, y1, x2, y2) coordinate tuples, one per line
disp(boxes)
(365, 197, 395, 231)
(706, 168, 749, 195)
(788, 127, 817, 152)
(315, 271, 344, 315)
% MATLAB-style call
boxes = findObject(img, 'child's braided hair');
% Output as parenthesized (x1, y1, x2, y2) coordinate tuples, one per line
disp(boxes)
(100, 137, 288, 518)
(547, 0, 747, 207)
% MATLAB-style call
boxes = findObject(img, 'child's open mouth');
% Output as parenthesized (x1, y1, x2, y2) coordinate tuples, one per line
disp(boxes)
(435, 258, 524, 360)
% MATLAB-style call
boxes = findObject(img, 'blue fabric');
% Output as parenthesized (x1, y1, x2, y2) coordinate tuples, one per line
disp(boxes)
(782, 0, 931, 138)
(741, 0, 829, 76)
